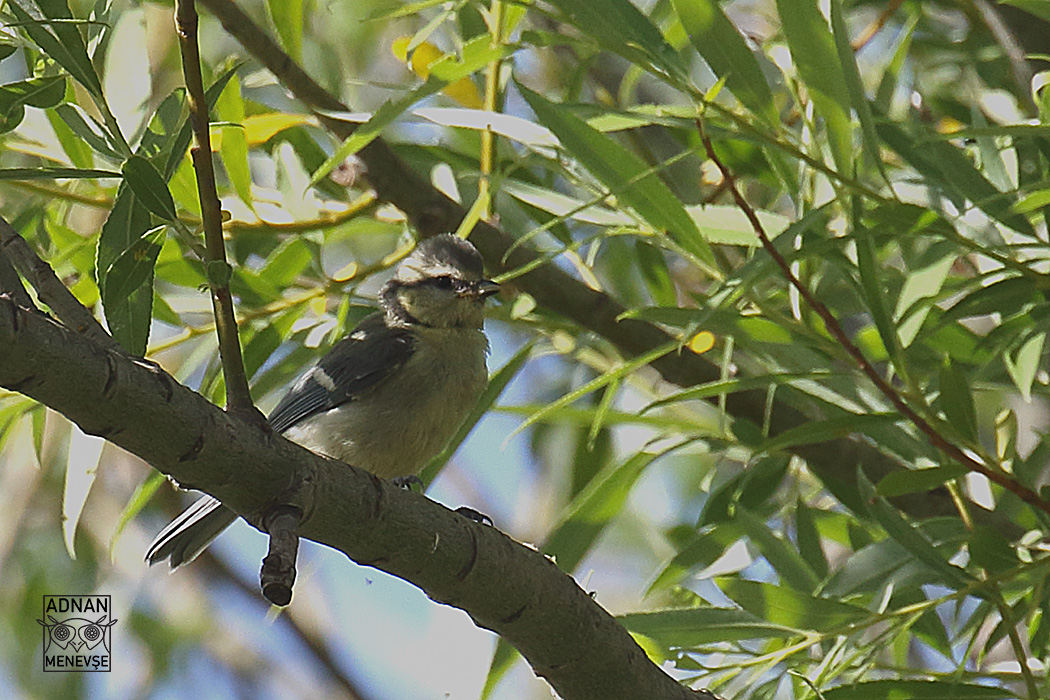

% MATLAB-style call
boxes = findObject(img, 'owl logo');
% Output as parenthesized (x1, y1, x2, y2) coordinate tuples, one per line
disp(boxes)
(37, 613, 118, 654)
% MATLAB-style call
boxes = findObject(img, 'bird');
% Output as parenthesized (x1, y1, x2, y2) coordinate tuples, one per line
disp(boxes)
(146, 234, 500, 568)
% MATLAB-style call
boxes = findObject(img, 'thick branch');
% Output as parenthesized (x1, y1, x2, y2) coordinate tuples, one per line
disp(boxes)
(0, 235, 33, 308)
(0, 296, 703, 700)
(0, 216, 121, 351)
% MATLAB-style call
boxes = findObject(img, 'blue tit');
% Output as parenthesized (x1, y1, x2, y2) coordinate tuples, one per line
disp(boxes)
(147, 234, 499, 568)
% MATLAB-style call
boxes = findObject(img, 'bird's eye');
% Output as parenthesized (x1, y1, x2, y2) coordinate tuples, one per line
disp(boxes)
(431, 276, 456, 289)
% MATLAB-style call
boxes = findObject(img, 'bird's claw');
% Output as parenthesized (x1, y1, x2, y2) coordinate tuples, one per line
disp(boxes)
(455, 506, 493, 526)
(392, 475, 424, 492)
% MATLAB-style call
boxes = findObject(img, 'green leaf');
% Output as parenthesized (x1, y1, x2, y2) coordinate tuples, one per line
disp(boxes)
(820, 679, 1018, 699)
(1001, 0, 1050, 24)
(619, 607, 797, 645)
(824, 519, 967, 597)
(967, 526, 1019, 573)
(686, 204, 790, 246)
(701, 454, 790, 525)
(671, 0, 775, 122)
(586, 377, 618, 451)
(941, 276, 1041, 324)
(480, 639, 518, 700)
(312, 85, 442, 185)
(163, 65, 242, 180)
(312, 36, 513, 184)
(97, 185, 154, 355)
(853, 213, 901, 366)
(0, 75, 66, 132)
(828, 0, 885, 179)
(644, 371, 836, 411)
(46, 106, 94, 168)
(824, 538, 909, 597)
(121, 155, 178, 222)
(109, 471, 165, 556)
(859, 470, 974, 591)
(501, 178, 633, 227)
(776, 0, 853, 174)
(543, 450, 658, 572)
(938, 357, 978, 442)
(62, 427, 106, 558)
(519, 85, 714, 266)
(268, 0, 304, 60)
(215, 74, 253, 208)
(647, 523, 743, 593)
(506, 339, 679, 441)
(259, 238, 313, 287)
(1004, 332, 1045, 402)
(876, 120, 1036, 236)
(0, 167, 120, 179)
(0, 103, 26, 133)
(736, 508, 821, 593)
(101, 225, 166, 304)
(718, 578, 869, 631)
(795, 498, 828, 578)
(53, 103, 122, 160)
(759, 412, 900, 453)
(895, 252, 956, 347)
(9, 0, 103, 98)
(876, 464, 969, 498)
(635, 240, 676, 307)
(0, 75, 66, 110)
(546, 0, 686, 81)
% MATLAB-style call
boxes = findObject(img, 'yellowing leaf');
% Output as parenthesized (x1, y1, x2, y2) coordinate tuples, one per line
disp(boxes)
(688, 331, 715, 354)
(331, 261, 359, 282)
(209, 113, 315, 151)
(937, 116, 965, 134)
(392, 36, 483, 109)
(309, 296, 327, 317)
(243, 113, 316, 145)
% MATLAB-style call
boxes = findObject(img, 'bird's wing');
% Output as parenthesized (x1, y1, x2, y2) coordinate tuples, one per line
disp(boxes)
(267, 313, 416, 434)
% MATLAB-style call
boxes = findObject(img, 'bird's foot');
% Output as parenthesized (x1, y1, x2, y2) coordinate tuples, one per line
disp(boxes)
(392, 475, 424, 492)
(455, 506, 493, 526)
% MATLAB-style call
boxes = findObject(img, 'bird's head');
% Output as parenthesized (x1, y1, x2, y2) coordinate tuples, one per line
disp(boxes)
(382, 234, 499, 329)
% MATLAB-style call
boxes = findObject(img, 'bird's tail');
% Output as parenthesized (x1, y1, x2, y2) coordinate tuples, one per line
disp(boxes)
(145, 496, 238, 569)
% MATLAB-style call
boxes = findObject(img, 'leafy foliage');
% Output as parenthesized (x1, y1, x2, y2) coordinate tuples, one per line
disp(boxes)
(1, 0, 1050, 699)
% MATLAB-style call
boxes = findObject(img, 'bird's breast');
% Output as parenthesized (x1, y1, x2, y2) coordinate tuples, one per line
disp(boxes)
(283, 326, 489, 478)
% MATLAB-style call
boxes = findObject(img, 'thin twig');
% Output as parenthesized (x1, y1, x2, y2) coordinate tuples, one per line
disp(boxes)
(852, 0, 905, 51)
(478, 0, 505, 221)
(989, 582, 1039, 699)
(697, 121, 1050, 517)
(0, 215, 122, 351)
(174, 0, 257, 415)
(259, 505, 302, 606)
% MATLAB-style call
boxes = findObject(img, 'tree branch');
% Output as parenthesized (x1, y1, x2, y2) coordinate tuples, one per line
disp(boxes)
(0, 235, 33, 309)
(174, 0, 257, 415)
(0, 215, 121, 352)
(0, 296, 711, 700)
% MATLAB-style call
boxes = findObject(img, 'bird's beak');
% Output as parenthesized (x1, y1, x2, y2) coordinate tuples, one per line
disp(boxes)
(464, 279, 500, 300)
